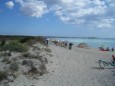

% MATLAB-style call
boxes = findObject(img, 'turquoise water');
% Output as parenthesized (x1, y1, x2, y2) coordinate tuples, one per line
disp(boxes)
(54, 38, 115, 48)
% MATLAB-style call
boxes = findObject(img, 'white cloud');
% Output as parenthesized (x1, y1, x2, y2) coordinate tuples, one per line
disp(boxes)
(96, 18, 115, 28)
(98, 23, 112, 28)
(15, 0, 23, 5)
(54, 0, 115, 29)
(54, 0, 108, 25)
(15, 0, 115, 29)
(5, 1, 14, 9)
(16, 0, 48, 18)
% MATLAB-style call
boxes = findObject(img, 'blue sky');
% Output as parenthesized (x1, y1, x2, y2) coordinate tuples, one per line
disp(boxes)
(0, 0, 115, 38)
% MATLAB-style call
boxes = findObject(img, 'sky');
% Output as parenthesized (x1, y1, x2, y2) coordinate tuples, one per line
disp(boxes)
(0, 0, 115, 38)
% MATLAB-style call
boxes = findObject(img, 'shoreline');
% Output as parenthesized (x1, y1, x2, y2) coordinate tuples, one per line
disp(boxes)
(49, 38, 115, 49)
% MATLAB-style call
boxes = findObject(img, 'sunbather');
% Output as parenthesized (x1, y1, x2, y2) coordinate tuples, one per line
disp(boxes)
(97, 55, 115, 68)
(98, 60, 115, 69)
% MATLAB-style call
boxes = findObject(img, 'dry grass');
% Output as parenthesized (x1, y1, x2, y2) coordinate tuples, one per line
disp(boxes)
(44, 48, 52, 52)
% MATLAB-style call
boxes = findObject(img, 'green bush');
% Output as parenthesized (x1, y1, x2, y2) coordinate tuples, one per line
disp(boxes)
(2, 57, 11, 64)
(0, 40, 6, 46)
(0, 41, 28, 52)
(10, 62, 19, 71)
(0, 71, 7, 81)
(19, 37, 35, 43)
(36, 36, 46, 44)
(25, 39, 38, 46)
(19, 36, 45, 45)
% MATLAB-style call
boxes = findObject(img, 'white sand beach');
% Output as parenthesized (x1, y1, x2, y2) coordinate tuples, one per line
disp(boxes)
(0, 43, 115, 86)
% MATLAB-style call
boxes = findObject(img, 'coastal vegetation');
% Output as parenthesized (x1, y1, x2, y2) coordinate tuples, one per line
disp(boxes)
(0, 71, 7, 81)
(0, 35, 51, 85)
(0, 41, 28, 52)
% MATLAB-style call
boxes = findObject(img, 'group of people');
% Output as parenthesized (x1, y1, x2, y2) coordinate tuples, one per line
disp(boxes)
(45, 38, 73, 50)
(53, 40, 73, 50)
(106, 47, 114, 51)
(55, 40, 68, 47)
(99, 47, 114, 51)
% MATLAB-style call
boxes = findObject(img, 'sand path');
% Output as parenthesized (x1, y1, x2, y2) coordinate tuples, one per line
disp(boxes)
(37, 45, 115, 86)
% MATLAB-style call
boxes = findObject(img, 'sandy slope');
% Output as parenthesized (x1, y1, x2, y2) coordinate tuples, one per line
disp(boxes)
(4, 44, 115, 86)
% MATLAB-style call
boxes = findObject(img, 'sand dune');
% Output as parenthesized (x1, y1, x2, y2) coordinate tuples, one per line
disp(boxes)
(1, 44, 115, 86)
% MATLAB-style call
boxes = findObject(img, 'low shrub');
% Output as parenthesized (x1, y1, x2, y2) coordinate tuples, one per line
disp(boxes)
(22, 52, 31, 58)
(19, 36, 46, 45)
(22, 60, 33, 66)
(44, 48, 51, 52)
(0, 41, 28, 52)
(39, 64, 47, 76)
(25, 39, 38, 46)
(33, 46, 41, 51)
(0, 71, 7, 81)
(22, 52, 42, 59)
(36, 36, 46, 44)
(2, 57, 11, 64)
(29, 66, 38, 74)
(0, 40, 6, 46)
(2, 52, 12, 56)
(10, 62, 19, 71)
(19, 37, 35, 43)
(22, 60, 29, 65)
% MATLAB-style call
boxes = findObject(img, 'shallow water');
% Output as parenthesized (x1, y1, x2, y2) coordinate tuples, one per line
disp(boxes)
(54, 38, 115, 48)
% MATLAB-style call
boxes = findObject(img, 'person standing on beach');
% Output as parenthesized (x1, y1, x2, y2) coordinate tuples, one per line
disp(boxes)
(111, 47, 114, 52)
(46, 38, 49, 46)
(106, 47, 110, 51)
(69, 42, 73, 50)
(64, 42, 68, 48)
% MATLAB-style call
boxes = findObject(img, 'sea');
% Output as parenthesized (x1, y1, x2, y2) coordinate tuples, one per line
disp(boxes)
(53, 38, 115, 48)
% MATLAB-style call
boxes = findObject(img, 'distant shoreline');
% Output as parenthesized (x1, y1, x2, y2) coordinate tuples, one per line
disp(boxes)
(0, 35, 115, 39)
(48, 37, 115, 48)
